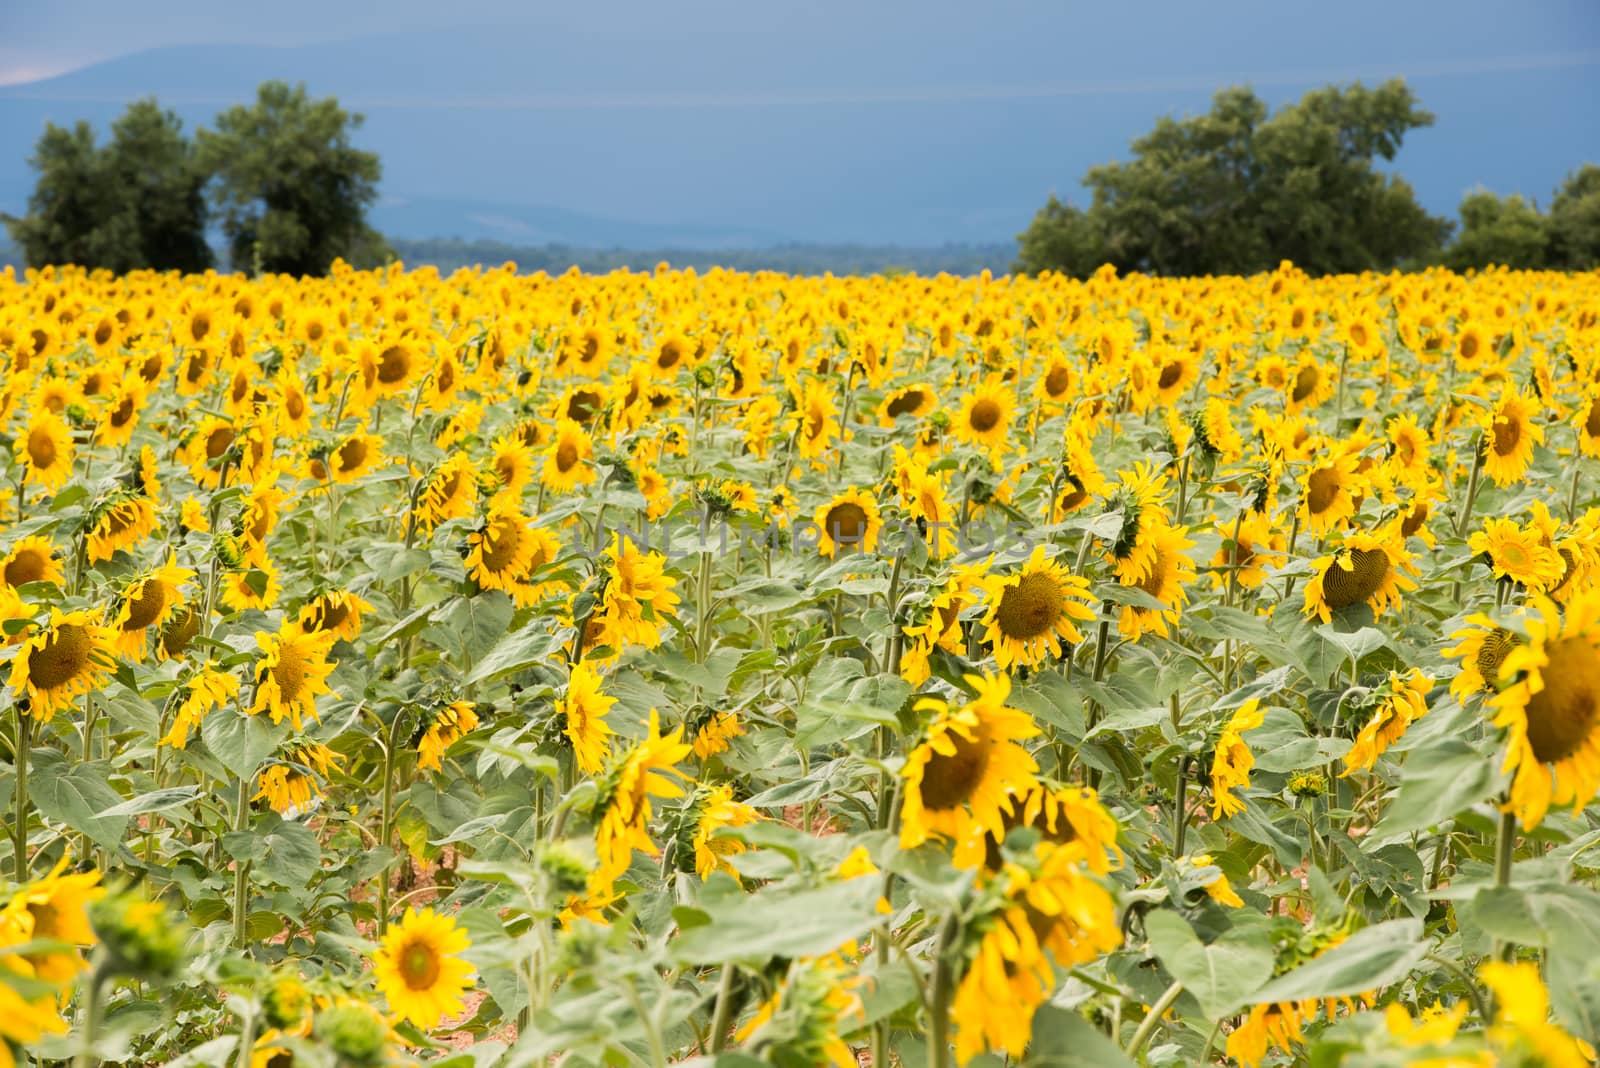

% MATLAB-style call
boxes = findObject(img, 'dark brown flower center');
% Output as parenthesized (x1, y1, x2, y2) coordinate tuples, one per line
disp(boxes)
(968, 398, 1002, 433)
(920, 729, 990, 810)
(1525, 638, 1600, 764)
(996, 572, 1064, 640)
(824, 503, 868, 544)
(29, 623, 92, 689)
(1322, 548, 1389, 609)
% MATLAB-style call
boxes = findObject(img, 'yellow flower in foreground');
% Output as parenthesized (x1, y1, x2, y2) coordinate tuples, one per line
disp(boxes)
(900, 672, 1039, 856)
(1470, 516, 1565, 591)
(372, 907, 476, 1031)
(1480, 961, 1592, 1068)
(1489, 590, 1600, 829)
(594, 710, 693, 885)
(0, 855, 104, 984)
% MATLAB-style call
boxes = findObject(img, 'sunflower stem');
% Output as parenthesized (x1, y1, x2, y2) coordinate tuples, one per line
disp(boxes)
(73, 956, 108, 1068)
(1492, 806, 1517, 961)
(11, 710, 30, 880)
(1566, 455, 1584, 522)
(1454, 432, 1486, 540)
(926, 912, 959, 1068)
(1126, 978, 1184, 1059)
(232, 774, 251, 949)
(708, 963, 736, 1052)
(377, 715, 401, 938)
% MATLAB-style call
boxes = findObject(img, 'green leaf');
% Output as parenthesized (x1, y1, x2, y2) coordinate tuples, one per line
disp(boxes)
(95, 787, 201, 819)
(1026, 1004, 1138, 1067)
(671, 875, 882, 964)
(1249, 919, 1425, 1003)
(1371, 739, 1496, 839)
(1144, 909, 1274, 1017)
(201, 709, 283, 779)
(466, 625, 558, 685)
(27, 751, 129, 851)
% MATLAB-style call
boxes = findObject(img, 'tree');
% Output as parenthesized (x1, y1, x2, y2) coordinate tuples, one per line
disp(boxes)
(1442, 190, 1550, 270)
(1016, 80, 1451, 276)
(106, 100, 212, 273)
(1549, 164, 1600, 270)
(198, 81, 388, 276)
(1013, 195, 1107, 276)
(3, 100, 211, 272)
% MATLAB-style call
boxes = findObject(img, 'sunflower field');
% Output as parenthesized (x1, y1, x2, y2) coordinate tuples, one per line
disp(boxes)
(1, 259, 1599, 1068)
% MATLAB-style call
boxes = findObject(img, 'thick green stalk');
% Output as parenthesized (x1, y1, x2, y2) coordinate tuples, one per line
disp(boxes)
(232, 775, 251, 949)
(12, 710, 31, 880)
(1125, 979, 1185, 1059)
(927, 914, 959, 1068)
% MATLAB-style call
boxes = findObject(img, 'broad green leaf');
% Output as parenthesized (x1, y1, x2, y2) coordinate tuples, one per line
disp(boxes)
(1372, 739, 1497, 838)
(671, 875, 882, 964)
(1249, 919, 1425, 1003)
(1144, 909, 1274, 1017)
(27, 752, 129, 850)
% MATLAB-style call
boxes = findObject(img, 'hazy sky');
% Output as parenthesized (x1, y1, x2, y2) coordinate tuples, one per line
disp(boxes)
(3, 2, 1598, 245)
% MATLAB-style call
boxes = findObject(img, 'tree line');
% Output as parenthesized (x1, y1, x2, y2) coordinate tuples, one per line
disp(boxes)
(2, 81, 386, 277)
(1015, 79, 1600, 276)
(6, 77, 1596, 277)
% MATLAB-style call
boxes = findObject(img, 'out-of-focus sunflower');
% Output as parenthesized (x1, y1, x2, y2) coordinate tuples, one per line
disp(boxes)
(813, 488, 881, 557)
(953, 376, 1014, 453)
(329, 432, 384, 483)
(1488, 590, 1600, 829)
(542, 418, 596, 494)
(880, 383, 937, 424)
(1208, 699, 1265, 818)
(1, 535, 63, 589)
(593, 709, 692, 886)
(296, 589, 373, 642)
(1298, 450, 1361, 534)
(15, 408, 75, 491)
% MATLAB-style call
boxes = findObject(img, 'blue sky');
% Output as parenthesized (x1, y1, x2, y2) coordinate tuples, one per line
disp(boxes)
(2, 2, 1597, 245)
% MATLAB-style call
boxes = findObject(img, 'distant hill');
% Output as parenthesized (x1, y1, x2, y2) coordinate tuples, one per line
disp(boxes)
(388, 238, 1013, 275)
(3, 19, 1597, 247)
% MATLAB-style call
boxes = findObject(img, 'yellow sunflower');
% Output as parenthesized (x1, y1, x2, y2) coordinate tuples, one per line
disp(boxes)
(1113, 518, 1196, 640)
(542, 418, 596, 494)
(691, 782, 761, 879)
(372, 907, 476, 1031)
(1303, 526, 1417, 625)
(813, 488, 882, 557)
(592, 535, 680, 652)
(110, 553, 196, 658)
(15, 409, 75, 491)
(1211, 512, 1285, 591)
(1488, 590, 1600, 829)
(953, 376, 1015, 453)
(416, 701, 480, 772)
(1469, 516, 1566, 591)
(97, 378, 144, 448)
(86, 494, 158, 563)
(791, 377, 840, 462)
(220, 562, 283, 612)
(250, 622, 337, 732)
(560, 660, 616, 775)
(9, 609, 118, 722)
(977, 545, 1096, 670)
(1, 536, 63, 589)
(466, 507, 538, 596)
(1298, 450, 1361, 535)
(900, 672, 1040, 853)
(414, 453, 479, 533)
(1342, 669, 1433, 774)
(0, 855, 103, 983)
(1209, 699, 1265, 818)
(296, 589, 373, 642)
(880, 383, 938, 424)
(159, 663, 240, 749)
(593, 709, 693, 885)
(329, 433, 384, 483)
(1482, 389, 1543, 487)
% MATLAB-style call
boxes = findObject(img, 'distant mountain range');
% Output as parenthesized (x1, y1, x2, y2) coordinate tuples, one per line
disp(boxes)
(2, 18, 1596, 249)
